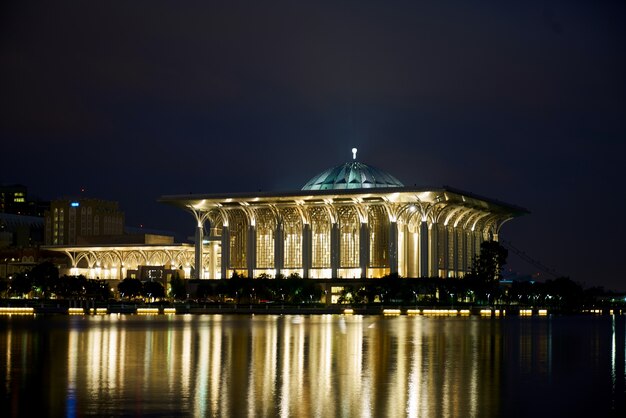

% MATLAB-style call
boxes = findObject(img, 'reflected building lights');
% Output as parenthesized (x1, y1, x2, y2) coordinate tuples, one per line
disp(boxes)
(181, 320, 192, 401)
(209, 317, 223, 418)
(279, 318, 291, 418)
(406, 318, 422, 418)
(469, 320, 478, 418)
(193, 325, 210, 418)
(11, 314, 613, 417)
(611, 316, 616, 395)
(5, 330, 11, 394)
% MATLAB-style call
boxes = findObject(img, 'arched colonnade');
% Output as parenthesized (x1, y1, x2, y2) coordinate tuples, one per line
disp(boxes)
(186, 191, 513, 280)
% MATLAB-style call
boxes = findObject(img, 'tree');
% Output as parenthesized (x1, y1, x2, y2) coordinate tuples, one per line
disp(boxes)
(30, 262, 59, 299)
(54, 275, 88, 298)
(469, 241, 508, 282)
(143, 281, 166, 300)
(85, 279, 112, 300)
(9, 272, 32, 297)
(118, 278, 143, 299)
(169, 274, 187, 300)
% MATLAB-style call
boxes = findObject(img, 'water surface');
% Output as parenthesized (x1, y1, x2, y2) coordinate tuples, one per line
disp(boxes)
(1, 314, 624, 417)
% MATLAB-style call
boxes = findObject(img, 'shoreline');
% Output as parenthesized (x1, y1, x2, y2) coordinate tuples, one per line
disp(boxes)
(0, 301, 623, 316)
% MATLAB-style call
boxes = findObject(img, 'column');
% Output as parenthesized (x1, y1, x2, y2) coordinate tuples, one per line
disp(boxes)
(452, 227, 459, 278)
(195, 221, 204, 280)
(461, 230, 468, 275)
(210, 241, 219, 279)
(388, 221, 398, 275)
(302, 223, 312, 278)
(330, 223, 339, 278)
(419, 220, 429, 278)
(247, 225, 256, 279)
(442, 226, 449, 277)
(221, 225, 230, 280)
(399, 223, 409, 277)
(359, 222, 369, 278)
(429, 223, 438, 277)
(274, 221, 283, 277)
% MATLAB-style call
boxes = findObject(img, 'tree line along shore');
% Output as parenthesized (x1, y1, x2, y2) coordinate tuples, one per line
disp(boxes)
(1, 242, 624, 313)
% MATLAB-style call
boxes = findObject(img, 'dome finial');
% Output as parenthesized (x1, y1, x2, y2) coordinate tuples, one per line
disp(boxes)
(351, 147, 357, 160)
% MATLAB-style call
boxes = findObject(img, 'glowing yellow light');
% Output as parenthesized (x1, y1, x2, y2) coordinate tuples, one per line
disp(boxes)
(343, 308, 354, 315)
(383, 309, 401, 315)
(480, 309, 492, 316)
(538, 309, 548, 316)
(0, 307, 34, 315)
(407, 309, 420, 315)
(137, 308, 159, 315)
(163, 308, 176, 315)
(68, 308, 84, 315)
(422, 309, 458, 316)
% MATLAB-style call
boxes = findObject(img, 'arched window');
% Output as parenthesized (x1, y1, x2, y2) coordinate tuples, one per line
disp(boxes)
(338, 206, 359, 268)
(368, 205, 389, 268)
(227, 208, 248, 269)
(309, 206, 331, 268)
(281, 207, 302, 268)
(255, 208, 275, 269)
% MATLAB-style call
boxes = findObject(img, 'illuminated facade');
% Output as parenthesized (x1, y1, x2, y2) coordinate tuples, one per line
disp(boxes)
(48, 244, 195, 281)
(161, 152, 527, 280)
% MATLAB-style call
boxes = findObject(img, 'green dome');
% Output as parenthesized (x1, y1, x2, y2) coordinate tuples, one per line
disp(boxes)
(302, 161, 404, 191)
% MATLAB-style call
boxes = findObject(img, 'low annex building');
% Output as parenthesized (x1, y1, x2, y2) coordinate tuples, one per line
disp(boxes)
(160, 150, 527, 280)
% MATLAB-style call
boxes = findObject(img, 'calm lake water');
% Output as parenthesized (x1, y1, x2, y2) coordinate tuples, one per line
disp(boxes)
(1, 314, 625, 418)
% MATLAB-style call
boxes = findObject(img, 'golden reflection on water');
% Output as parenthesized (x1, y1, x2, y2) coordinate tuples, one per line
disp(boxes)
(1, 315, 624, 417)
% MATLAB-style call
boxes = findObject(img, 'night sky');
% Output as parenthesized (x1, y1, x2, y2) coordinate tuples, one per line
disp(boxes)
(1, 1, 624, 290)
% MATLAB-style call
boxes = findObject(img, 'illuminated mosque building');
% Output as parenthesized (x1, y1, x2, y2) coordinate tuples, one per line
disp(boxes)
(160, 149, 527, 280)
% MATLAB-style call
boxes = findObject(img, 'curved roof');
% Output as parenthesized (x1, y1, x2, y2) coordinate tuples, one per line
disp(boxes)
(302, 161, 404, 191)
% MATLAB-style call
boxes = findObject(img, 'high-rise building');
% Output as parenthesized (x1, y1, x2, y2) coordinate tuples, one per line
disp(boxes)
(44, 199, 125, 245)
(0, 184, 28, 215)
(0, 184, 50, 217)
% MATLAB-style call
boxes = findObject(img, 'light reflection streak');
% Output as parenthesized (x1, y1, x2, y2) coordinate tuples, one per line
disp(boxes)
(87, 326, 102, 394)
(441, 321, 450, 418)
(181, 318, 191, 399)
(469, 320, 478, 418)
(193, 320, 209, 418)
(143, 323, 153, 390)
(67, 329, 77, 418)
(390, 318, 405, 418)
(310, 315, 333, 418)
(209, 316, 222, 417)
(107, 325, 117, 390)
(5, 329, 11, 393)
(406, 318, 421, 418)
(294, 318, 305, 412)
(279, 317, 291, 418)
(611, 315, 616, 397)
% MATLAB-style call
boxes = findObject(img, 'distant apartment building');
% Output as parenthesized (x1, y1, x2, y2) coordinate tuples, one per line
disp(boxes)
(1, 184, 27, 215)
(45, 199, 125, 245)
(0, 213, 44, 248)
(0, 184, 50, 217)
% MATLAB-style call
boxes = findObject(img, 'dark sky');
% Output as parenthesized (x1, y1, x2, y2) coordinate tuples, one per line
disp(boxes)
(1, 1, 624, 290)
